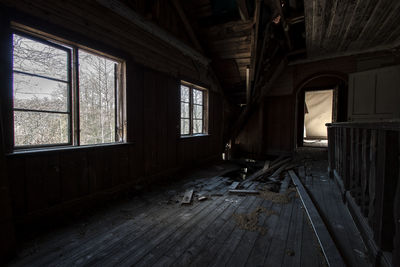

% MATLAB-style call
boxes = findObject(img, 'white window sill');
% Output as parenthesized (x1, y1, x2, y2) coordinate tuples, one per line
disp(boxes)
(179, 134, 210, 140)
(7, 142, 133, 157)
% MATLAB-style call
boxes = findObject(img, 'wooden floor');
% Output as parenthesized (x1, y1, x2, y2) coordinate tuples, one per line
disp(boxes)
(8, 163, 326, 267)
(297, 148, 372, 267)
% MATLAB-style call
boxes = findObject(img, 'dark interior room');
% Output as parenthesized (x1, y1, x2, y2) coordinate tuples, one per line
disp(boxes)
(0, 0, 399, 266)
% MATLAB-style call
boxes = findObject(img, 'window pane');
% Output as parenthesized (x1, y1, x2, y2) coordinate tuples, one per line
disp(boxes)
(14, 111, 69, 146)
(193, 119, 203, 134)
(181, 119, 189, 135)
(181, 102, 189, 119)
(181, 85, 189, 102)
(193, 104, 203, 119)
(13, 34, 69, 81)
(79, 50, 117, 145)
(13, 73, 68, 112)
(193, 89, 203, 105)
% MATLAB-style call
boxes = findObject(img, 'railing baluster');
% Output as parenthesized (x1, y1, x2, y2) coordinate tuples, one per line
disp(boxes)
(350, 128, 355, 193)
(374, 130, 387, 248)
(326, 122, 400, 263)
(368, 129, 377, 227)
(361, 129, 369, 216)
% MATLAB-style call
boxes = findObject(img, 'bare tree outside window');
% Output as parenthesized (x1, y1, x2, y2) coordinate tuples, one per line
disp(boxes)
(13, 34, 70, 146)
(180, 82, 208, 136)
(79, 50, 117, 145)
(11, 29, 125, 150)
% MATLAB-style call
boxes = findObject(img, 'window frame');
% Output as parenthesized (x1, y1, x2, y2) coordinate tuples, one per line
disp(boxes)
(11, 25, 126, 151)
(180, 81, 208, 137)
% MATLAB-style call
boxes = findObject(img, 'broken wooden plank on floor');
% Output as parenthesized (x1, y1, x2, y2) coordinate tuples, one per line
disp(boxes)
(182, 189, 194, 204)
(229, 182, 240, 190)
(240, 157, 291, 185)
(229, 189, 259, 195)
(198, 196, 208, 201)
(269, 162, 293, 180)
(262, 160, 270, 171)
(279, 173, 291, 193)
(284, 163, 299, 171)
(288, 170, 345, 267)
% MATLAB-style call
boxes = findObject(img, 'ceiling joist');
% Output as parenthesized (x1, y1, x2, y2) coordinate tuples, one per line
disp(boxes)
(96, 0, 210, 66)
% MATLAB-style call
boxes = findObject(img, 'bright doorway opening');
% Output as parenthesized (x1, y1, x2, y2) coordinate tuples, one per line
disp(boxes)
(303, 89, 333, 147)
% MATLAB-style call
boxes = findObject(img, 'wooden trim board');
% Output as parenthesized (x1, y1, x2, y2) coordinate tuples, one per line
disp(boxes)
(288, 170, 346, 267)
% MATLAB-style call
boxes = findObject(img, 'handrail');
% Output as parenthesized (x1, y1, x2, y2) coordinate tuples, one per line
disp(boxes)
(326, 120, 400, 130)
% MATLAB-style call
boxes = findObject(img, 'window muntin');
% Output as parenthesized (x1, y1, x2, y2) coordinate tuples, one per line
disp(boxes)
(180, 82, 208, 136)
(12, 33, 72, 147)
(12, 29, 125, 149)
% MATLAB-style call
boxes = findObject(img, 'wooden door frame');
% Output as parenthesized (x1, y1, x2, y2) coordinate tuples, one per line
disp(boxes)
(294, 73, 347, 148)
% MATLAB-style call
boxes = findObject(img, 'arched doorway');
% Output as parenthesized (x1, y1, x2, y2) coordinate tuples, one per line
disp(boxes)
(294, 73, 347, 148)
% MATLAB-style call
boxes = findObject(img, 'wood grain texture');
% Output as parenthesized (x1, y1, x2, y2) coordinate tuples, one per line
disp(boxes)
(305, 0, 400, 58)
(289, 170, 345, 267)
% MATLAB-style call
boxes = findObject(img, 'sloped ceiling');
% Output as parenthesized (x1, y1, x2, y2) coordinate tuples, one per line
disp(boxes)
(304, 0, 400, 58)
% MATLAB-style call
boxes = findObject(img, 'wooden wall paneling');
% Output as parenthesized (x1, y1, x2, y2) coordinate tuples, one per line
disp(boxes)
(166, 77, 178, 169)
(43, 154, 62, 207)
(208, 91, 215, 157)
(59, 151, 88, 202)
(100, 147, 114, 190)
(7, 157, 26, 218)
(143, 69, 157, 176)
(127, 62, 145, 179)
(24, 156, 48, 213)
(112, 146, 130, 186)
(157, 73, 169, 173)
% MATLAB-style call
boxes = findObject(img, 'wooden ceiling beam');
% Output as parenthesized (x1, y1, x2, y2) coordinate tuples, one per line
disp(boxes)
(96, 0, 210, 66)
(171, 0, 204, 53)
(273, 0, 292, 51)
(250, 0, 261, 82)
(237, 0, 250, 21)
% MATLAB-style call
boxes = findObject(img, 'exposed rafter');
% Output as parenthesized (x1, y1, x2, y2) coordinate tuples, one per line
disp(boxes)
(96, 0, 210, 66)
(171, 0, 204, 53)
(237, 0, 250, 21)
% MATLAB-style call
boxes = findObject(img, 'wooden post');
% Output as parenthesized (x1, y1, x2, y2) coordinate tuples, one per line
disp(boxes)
(368, 130, 377, 227)
(327, 126, 334, 178)
(374, 130, 386, 248)
(0, 9, 16, 264)
(393, 151, 400, 267)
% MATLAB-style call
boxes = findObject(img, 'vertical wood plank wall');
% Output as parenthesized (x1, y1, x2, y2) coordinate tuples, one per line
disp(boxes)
(327, 122, 400, 266)
(0, 2, 224, 229)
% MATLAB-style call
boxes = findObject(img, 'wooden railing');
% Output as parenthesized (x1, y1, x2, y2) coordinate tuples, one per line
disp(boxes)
(326, 121, 400, 267)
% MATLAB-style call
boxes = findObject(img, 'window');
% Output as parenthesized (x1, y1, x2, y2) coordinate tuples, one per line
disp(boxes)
(12, 28, 125, 149)
(180, 81, 208, 136)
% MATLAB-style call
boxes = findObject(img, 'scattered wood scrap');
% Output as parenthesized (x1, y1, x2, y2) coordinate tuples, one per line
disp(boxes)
(198, 196, 208, 201)
(181, 189, 194, 204)
(240, 156, 292, 184)
(229, 181, 240, 190)
(262, 160, 270, 171)
(229, 189, 259, 195)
